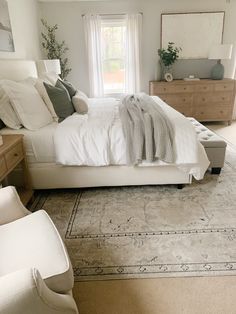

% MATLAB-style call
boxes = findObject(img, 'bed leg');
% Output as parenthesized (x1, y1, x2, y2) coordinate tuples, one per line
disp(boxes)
(177, 184, 184, 189)
(211, 167, 222, 175)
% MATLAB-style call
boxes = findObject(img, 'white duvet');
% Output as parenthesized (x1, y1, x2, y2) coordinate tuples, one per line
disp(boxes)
(54, 96, 210, 180)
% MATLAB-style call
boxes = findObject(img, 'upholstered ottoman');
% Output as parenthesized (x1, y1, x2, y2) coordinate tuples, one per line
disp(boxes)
(188, 118, 227, 174)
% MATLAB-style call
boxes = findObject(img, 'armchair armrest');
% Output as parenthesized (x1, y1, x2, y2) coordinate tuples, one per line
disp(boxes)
(0, 186, 30, 225)
(0, 268, 79, 314)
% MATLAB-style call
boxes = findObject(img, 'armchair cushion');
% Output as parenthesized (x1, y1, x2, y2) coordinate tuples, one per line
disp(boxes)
(0, 210, 73, 294)
(0, 268, 78, 314)
(0, 186, 30, 225)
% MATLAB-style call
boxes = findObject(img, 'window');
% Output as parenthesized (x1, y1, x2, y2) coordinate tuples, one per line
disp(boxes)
(101, 18, 126, 95)
(83, 13, 141, 97)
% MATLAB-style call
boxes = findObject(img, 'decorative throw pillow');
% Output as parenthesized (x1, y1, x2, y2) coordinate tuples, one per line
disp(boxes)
(72, 90, 89, 114)
(34, 78, 59, 122)
(60, 80, 77, 98)
(2, 80, 53, 130)
(0, 84, 22, 129)
(44, 80, 75, 122)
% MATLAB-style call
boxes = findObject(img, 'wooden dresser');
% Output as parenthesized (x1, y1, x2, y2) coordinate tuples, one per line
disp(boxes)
(149, 79, 236, 124)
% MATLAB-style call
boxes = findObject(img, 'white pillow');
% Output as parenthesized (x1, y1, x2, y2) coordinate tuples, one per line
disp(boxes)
(72, 90, 89, 114)
(2, 80, 53, 130)
(0, 85, 21, 129)
(34, 78, 58, 122)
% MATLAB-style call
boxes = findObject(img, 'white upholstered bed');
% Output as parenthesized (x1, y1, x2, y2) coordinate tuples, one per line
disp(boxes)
(0, 60, 209, 189)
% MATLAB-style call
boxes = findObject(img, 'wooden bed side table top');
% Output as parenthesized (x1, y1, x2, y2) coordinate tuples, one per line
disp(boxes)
(0, 134, 34, 205)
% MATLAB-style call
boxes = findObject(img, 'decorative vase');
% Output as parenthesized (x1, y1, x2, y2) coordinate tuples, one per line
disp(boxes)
(160, 62, 173, 82)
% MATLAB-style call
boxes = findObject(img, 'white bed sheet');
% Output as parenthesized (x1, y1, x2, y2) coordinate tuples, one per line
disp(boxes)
(0, 122, 57, 163)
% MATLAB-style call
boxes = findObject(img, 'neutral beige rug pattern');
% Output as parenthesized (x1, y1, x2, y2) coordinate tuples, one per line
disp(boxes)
(31, 145, 236, 281)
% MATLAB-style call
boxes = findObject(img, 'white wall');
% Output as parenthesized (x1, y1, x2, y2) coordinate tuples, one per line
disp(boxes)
(0, 0, 42, 60)
(39, 0, 236, 94)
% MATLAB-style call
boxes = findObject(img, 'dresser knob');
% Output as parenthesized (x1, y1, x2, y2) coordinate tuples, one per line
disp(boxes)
(201, 111, 204, 114)
(183, 98, 186, 102)
(220, 111, 223, 114)
(202, 98, 205, 101)
(14, 153, 18, 157)
(222, 97, 225, 100)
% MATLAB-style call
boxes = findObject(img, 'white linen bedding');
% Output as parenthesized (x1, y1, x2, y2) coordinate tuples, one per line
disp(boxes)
(1, 123, 57, 163)
(54, 96, 210, 180)
(0, 96, 209, 180)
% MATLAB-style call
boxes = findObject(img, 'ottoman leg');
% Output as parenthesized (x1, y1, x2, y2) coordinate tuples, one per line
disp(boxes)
(177, 184, 184, 189)
(211, 167, 222, 175)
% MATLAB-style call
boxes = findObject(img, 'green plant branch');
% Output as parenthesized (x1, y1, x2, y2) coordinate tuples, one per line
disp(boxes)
(41, 19, 72, 79)
(158, 42, 182, 67)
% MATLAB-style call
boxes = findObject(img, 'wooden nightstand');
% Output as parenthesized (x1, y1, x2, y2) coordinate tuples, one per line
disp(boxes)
(0, 135, 33, 205)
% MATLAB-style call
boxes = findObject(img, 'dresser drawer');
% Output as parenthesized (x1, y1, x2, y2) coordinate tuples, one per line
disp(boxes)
(0, 156, 7, 179)
(160, 94, 192, 106)
(195, 84, 214, 92)
(174, 106, 193, 117)
(214, 82, 234, 92)
(5, 142, 23, 169)
(194, 92, 232, 105)
(194, 105, 232, 121)
(151, 83, 194, 94)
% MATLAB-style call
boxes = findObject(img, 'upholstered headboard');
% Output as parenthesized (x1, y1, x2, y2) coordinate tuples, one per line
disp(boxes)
(0, 60, 38, 81)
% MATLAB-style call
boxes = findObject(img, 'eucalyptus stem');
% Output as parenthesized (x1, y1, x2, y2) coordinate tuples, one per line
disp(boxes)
(41, 19, 72, 80)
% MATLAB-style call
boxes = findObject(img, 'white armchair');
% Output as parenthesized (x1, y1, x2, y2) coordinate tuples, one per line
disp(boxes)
(0, 186, 78, 314)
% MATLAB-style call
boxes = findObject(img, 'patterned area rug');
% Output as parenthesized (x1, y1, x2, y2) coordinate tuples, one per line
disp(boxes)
(31, 144, 236, 281)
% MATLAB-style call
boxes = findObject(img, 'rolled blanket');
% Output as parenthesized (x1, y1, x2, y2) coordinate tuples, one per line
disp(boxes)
(119, 93, 176, 164)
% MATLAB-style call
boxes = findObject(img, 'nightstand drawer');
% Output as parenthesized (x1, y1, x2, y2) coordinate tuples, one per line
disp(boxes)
(5, 143, 23, 170)
(0, 156, 7, 179)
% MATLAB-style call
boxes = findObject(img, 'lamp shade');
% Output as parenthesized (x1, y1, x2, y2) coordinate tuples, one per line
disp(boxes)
(36, 59, 61, 76)
(208, 44, 233, 60)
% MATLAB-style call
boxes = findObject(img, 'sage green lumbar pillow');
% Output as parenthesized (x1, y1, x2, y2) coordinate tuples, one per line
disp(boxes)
(60, 80, 77, 98)
(44, 80, 75, 122)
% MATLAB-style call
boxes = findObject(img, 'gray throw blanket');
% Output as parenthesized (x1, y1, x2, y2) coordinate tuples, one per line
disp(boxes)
(119, 93, 176, 165)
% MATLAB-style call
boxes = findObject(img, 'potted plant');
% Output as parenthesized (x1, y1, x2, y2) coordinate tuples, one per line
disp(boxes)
(158, 42, 181, 81)
(41, 19, 72, 80)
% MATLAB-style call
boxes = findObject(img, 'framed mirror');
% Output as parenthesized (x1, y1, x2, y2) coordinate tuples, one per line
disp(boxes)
(161, 12, 225, 59)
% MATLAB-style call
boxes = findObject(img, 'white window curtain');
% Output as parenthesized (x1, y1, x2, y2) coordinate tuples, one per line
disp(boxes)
(83, 13, 142, 97)
(125, 13, 142, 94)
(83, 14, 104, 97)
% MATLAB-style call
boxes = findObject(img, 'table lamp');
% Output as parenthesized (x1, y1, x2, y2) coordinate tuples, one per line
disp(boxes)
(36, 59, 61, 76)
(208, 44, 233, 80)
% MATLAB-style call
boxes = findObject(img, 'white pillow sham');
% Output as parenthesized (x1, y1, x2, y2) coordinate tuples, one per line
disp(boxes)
(72, 90, 89, 114)
(2, 80, 53, 130)
(0, 84, 21, 129)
